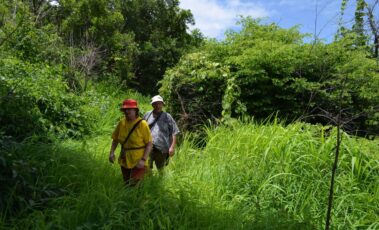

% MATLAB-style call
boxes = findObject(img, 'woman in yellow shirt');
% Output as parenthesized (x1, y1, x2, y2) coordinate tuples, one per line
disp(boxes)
(109, 99, 152, 185)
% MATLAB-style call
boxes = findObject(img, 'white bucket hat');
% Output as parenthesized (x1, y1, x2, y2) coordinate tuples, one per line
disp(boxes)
(151, 95, 165, 105)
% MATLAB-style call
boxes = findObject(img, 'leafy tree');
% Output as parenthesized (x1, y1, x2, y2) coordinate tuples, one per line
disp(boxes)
(365, 0, 379, 57)
(339, 0, 379, 58)
(27, 0, 202, 93)
(120, 0, 199, 93)
(57, 0, 137, 87)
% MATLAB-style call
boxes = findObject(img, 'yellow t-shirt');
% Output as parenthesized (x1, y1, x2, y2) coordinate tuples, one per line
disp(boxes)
(112, 117, 152, 169)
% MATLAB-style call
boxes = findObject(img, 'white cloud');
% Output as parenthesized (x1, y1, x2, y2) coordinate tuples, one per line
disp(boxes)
(180, 0, 271, 39)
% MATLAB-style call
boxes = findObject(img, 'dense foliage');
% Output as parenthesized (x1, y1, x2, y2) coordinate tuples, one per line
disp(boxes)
(54, 0, 202, 93)
(1, 0, 201, 93)
(1, 1, 378, 229)
(0, 57, 92, 141)
(119, 0, 203, 92)
(160, 18, 379, 136)
(0, 0, 202, 139)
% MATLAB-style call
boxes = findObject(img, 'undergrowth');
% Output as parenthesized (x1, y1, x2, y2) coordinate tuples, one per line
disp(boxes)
(1, 116, 378, 229)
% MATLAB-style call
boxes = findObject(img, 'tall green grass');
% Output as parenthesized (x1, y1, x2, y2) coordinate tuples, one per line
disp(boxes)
(2, 97, 378, 229)
(2, 117, 379, 229)
(177, 121, 379, 229)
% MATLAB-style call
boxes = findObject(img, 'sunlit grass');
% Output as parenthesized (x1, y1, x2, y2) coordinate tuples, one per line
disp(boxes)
(165, 120, 378, 229)
(1, 97, 378, 229)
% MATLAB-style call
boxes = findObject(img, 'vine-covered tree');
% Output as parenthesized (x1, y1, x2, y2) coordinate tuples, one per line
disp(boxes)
(366, 0, 379, 57)
(339, 0, 379, 58)
(160, 18, 379, 136)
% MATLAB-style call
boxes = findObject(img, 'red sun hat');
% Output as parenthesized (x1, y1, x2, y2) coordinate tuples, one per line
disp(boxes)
(120, 99, 138, 110)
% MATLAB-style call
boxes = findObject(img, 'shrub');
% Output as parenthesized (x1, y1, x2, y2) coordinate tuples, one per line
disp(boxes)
(160, 52, 229, 132)
(0, 57, 92, 141)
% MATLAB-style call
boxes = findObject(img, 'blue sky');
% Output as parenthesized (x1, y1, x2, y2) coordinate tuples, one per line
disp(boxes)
(179, 0, 360, 42)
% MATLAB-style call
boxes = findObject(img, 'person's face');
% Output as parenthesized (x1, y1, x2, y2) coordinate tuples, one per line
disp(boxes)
(124, 108, 137, 120)
(152, 102, 164, 112)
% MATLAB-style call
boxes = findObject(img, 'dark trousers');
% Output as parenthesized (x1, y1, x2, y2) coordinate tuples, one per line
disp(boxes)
(149, 146, 169, 170)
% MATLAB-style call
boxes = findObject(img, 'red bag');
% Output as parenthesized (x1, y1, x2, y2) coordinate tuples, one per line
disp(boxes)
(131, 167, 146, 180)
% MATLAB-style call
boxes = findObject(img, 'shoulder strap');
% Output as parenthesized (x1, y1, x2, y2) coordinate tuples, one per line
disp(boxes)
(145, 111, 153, 121)
(122, 118, 143, 147)
(148, 112, 164, 129)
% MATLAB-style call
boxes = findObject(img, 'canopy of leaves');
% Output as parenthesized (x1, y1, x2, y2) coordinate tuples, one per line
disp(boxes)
(119, 0, 199, 93)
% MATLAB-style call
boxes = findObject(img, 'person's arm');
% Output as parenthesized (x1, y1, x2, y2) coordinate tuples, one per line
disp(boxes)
(109, 139, 118, 163)
(167, 113, 179, 157)
(136, 120, 153, 168)
(136, 141, 152, 168)
(169, 135, 177, 156)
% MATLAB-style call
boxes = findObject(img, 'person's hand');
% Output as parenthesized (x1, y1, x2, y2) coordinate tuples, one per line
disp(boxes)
(169, 146, 175, 157)
(136, 158, 146, 168)
(109, 152, 115, 163)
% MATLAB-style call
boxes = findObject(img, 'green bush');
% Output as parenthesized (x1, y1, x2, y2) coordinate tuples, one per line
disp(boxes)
(160, 52, 228, 132)
(0, 57, 92, 141)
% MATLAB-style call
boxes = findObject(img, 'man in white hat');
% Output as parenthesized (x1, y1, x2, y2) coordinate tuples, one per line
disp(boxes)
(143, 95, 180, 170)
